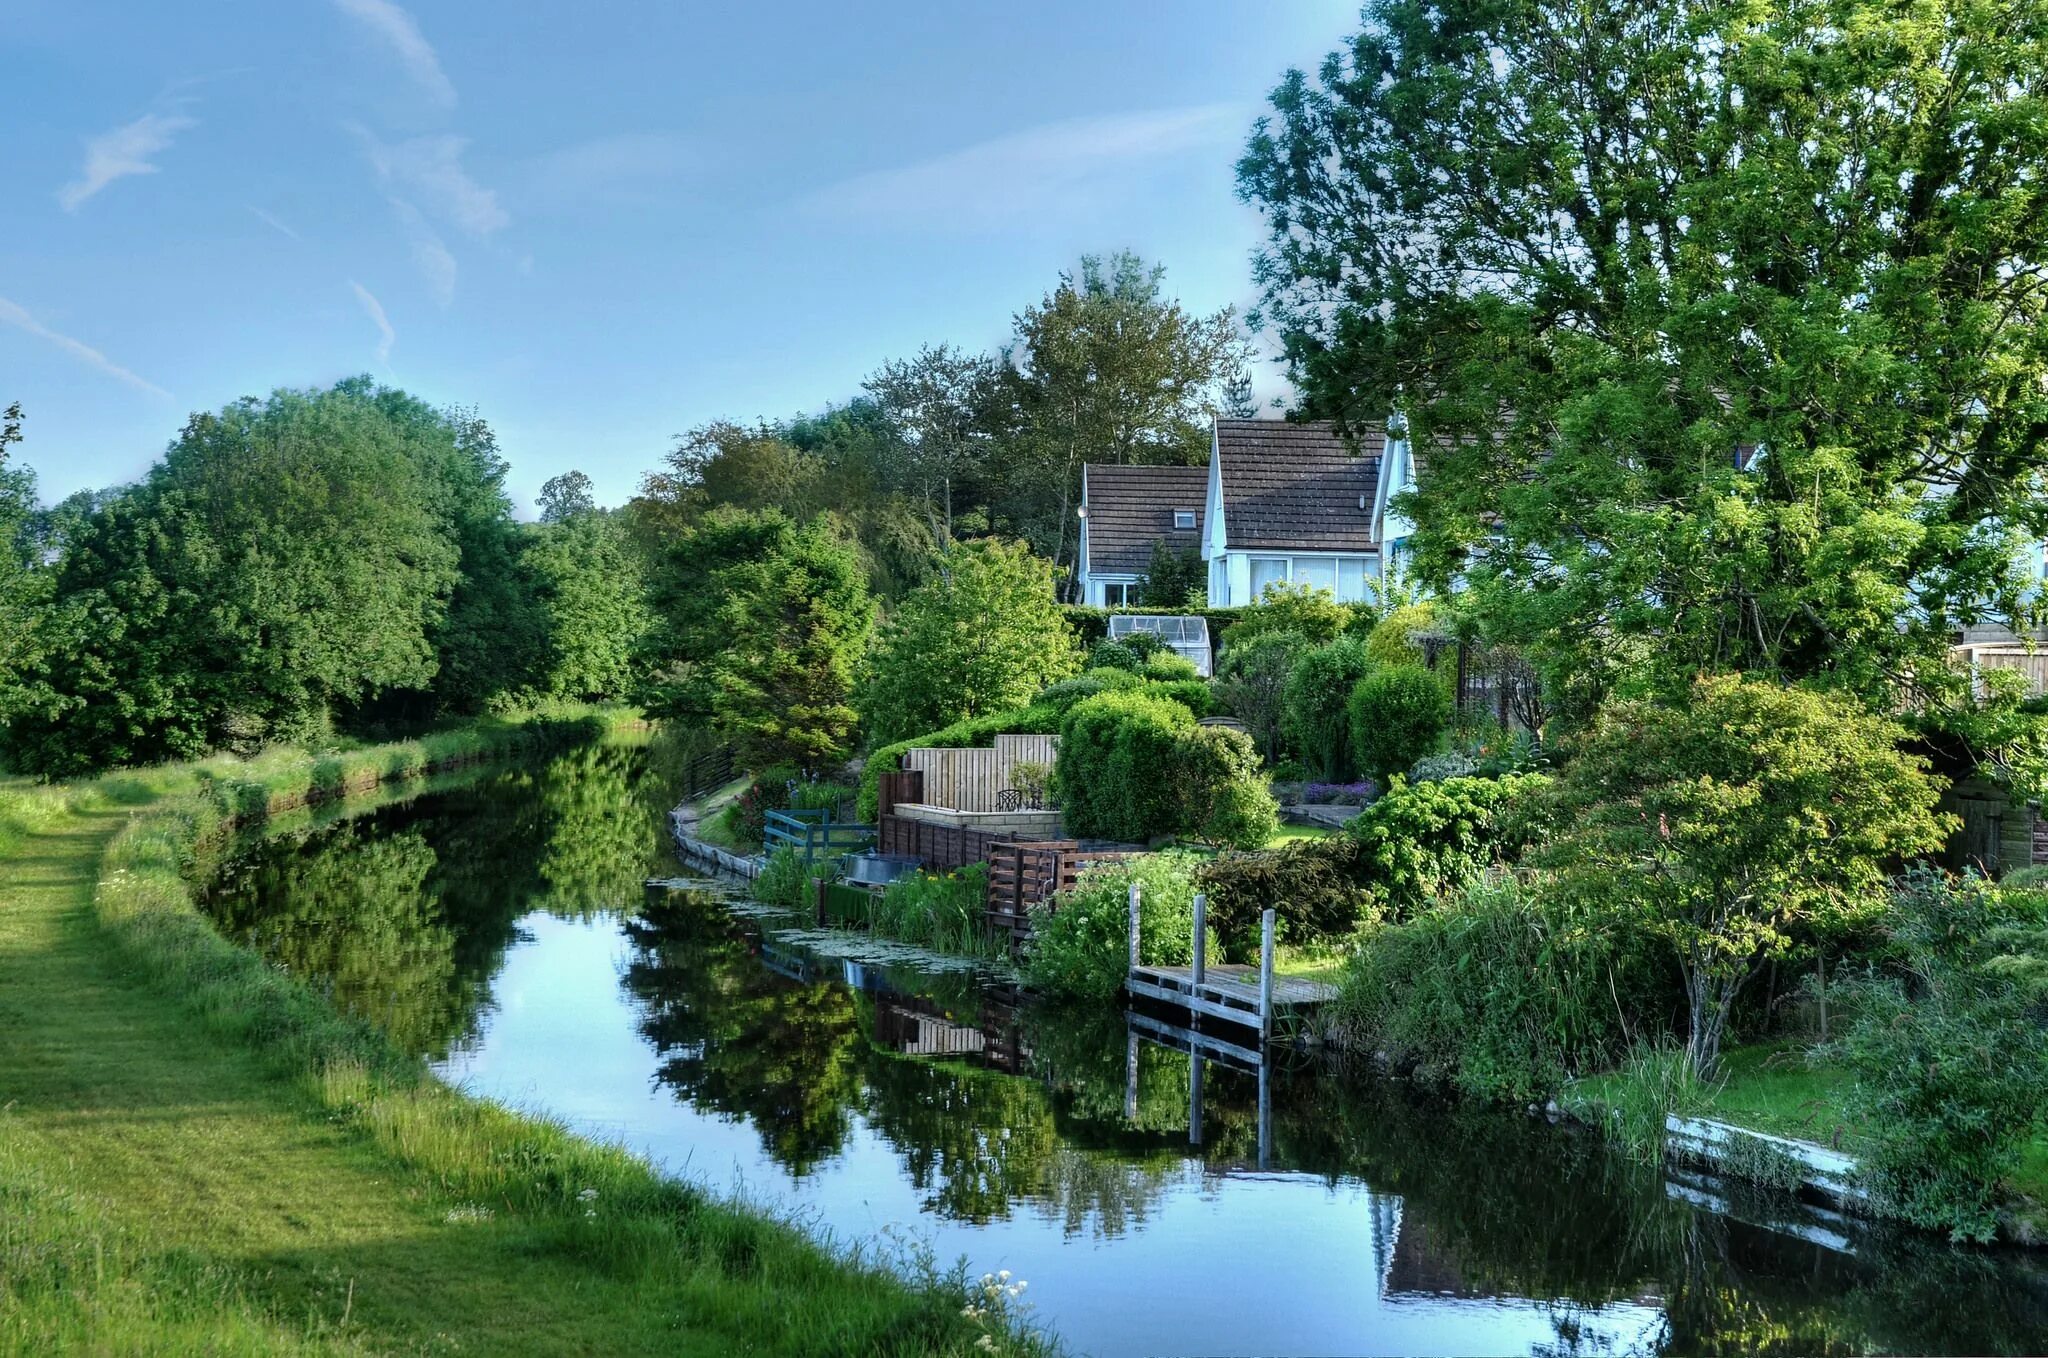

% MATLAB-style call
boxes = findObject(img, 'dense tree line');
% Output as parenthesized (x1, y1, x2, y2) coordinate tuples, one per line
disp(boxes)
(0, 382, 654, 776)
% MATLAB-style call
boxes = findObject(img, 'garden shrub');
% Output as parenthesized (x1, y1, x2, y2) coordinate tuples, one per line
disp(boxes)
(1229, 580, 1354, 645)
(1331, 875, 1663, 1103)
(1022, 853, 1199, 1002)
(1364, 601, 1439, 669)
(1142, 650, 1200, 682)
(1143, 678, 1213, 718)
(1213, 629, 1306, 764)
(1053, 690, 1195, 842)
(1283, 638, 1373, 780)
(1351, 773, 1552, 918)
(1038, 667, 1141, 710)
(1349, 664, 1451, 783)
(1827, 869, 2048, 1241)
(1197, 834, 1372, 960)
(1087, 639, 1145, 672)
(1172, 725, 1279, 850)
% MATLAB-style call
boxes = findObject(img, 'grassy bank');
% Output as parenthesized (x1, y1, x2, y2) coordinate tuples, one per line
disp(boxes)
(0, 717, 1044, 1356)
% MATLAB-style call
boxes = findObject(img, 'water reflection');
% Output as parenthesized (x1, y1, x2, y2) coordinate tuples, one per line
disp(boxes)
(199, 741, 2048, 1357)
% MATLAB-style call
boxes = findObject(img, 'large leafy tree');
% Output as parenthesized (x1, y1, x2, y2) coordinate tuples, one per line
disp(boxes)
(1239, 0, 2048, 723)
(0, 402, 49, 728)
(1538, 676, 1950, 1076)
(863, 344, 1002, 547)
(711, 520, 873, 772)
(536, 469, 596, 524)
(523, 510, 653, 703)
(3, 383, 464, 774)
(996, 252, 1252, 589)
(857, 537, 1080, 745)
(638, 506, 797, 722)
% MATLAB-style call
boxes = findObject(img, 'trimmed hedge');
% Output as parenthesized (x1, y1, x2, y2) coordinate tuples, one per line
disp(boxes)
(1053, 690, 1195, 842)
(1348, 663, 1452, 782)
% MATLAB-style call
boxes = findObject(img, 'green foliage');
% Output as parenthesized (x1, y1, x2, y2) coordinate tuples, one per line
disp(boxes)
(637, 506, 796, 723)
(1538, 676, 1951, 1075)
(521, 510, 653, 703)
(1213, 628, 1304, 764)
(535, 469, 596, 523)
(753, 846, 836, 910)
(4, 381, 469, 775)
(1333, 876, 1664, 1104)
(1037, 666, 1142, 709)
(863, 864, 999, 958)
(1241, 1, 2048, 723)
(857, 537, 1079, 745)
(1197, 834, 1371, 959)
(1348, 664, 1451, 783)
(1364, 603, 1438, 671)
(1138, 542, 1204, 608)
(1054, 690, 1195, 842)
(1352, 773, 1552, 918)
(1172, 725, 1279, 850)
(1022, 853, 1199, 1002)
(1140, 650, 1199, 682)
(1087, 638, 1149, 672)
(1282, 637, 1372, 780)
(1059, 604, 1248, 652)
(1828, 870, 2048, 1241)
(711, 521, 873, 773)
(1601, 1042, 1715, 1165)
(1231, 580, 1354, 646)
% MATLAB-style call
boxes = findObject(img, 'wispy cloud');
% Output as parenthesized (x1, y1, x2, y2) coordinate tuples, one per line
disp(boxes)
(519, 131, 697, 206)
(58, 111, 198, 211)
(250, 206, 301, 241)
(331, 0, 455, 107)
(0, 294, 172, 399)
(388, 198, 457, 304)
(349, 281, 396, 363)
(807, 104, 1243, 228)
(356, 128, 506, 237)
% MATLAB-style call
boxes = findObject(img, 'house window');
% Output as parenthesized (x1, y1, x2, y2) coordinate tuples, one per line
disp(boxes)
(1295, 558, 1337, 597)
(1174, 510, 1196, 530)
(1249, 557, 1289, 600)
(1338, 558, 1370, 602)
(1103, 581, 1139, 606)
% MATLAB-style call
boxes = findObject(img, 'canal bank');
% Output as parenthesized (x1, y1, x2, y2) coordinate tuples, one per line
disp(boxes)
(0, 715, 1046, 1357)
(189, 742, 2048, 1356)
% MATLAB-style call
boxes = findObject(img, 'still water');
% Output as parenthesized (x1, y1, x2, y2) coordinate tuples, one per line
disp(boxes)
(200, 741, 2048, 1356)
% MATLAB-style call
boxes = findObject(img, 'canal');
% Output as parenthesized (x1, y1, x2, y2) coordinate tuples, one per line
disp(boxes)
(198, 739, 2048, 1356)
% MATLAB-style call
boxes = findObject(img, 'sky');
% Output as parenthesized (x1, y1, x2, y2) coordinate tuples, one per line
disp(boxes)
(3, 2, 1357, 514)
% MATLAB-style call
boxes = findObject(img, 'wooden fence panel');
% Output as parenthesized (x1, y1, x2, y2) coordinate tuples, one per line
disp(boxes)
(899, 736, 1062, 813)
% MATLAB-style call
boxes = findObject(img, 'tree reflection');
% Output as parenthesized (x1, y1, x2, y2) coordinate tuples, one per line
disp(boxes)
(624, 894, 864, 1176)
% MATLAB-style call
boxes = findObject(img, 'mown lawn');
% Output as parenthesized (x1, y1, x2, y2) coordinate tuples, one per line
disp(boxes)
(0, 730, 1035, 1357)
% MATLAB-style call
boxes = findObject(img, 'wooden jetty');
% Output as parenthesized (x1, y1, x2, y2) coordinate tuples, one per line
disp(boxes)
(1122, 888, 1337, 1040)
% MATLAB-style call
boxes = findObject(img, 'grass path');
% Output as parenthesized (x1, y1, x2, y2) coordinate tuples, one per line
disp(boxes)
(0, 745, 1029, 1356)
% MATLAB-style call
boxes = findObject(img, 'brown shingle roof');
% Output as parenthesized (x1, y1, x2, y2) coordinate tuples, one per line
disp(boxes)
(1216, 419, 1383, 551)
(1082, 463, 1208, 574)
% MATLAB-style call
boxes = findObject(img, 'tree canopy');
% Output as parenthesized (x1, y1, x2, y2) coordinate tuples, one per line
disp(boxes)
(1239, 0, 2048, 724)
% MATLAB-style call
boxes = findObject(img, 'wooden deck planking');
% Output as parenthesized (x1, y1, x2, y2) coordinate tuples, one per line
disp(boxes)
(1131, 963, 1336, 1008)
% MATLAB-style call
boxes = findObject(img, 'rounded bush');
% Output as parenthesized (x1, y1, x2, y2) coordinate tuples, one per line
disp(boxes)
(1348, 665, 1451, 782)
(1053, 690, 1195, 842)
(1283, 639, 1373, 780)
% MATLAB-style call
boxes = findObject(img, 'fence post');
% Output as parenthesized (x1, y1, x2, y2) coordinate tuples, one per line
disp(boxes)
(1191, 892, 1207, 987)
(1259, 908, 1276, 1043)
(814, 875, 829, 928)
(1128, 880, 1143, 976)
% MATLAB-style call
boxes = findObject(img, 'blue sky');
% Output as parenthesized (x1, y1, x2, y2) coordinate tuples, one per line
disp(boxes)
(4, 2, 1355, 514)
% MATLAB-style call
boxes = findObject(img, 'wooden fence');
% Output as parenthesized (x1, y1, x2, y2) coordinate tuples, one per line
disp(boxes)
(1957, 646, 2048, 699)
(877, 812, 1017, 873)
(900, 734, 1059, 813)
(985, 841, 1138, 951)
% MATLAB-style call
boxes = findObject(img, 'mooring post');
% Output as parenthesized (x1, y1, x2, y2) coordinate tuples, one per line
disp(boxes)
(1257, 1055, 1272, 1170)
(1190, 892, 1207, 988)
(1259, 908, 1276, 1043)
(1127, 880, 1142, 976)
(1124, 1027, 1139, 1122)
(1188, 1052, 1205, 1148)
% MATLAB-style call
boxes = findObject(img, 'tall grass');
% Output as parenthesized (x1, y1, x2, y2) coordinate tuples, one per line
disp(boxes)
(19, 714, 1052, 1356)
(861, 865, 1003, 960)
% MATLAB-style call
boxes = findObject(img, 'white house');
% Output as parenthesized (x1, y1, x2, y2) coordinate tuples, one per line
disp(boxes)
(1078, 417, 1416, 608)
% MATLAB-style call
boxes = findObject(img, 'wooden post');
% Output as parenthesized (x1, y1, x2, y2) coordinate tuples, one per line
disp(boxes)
(814, 875, 829, 928)
(1188, 1052, 1205, 1148)
(1127, 880, 1142, 976)
(1258, 908, 1276, 1043)
(1124, 1029, 1139, 1122)
(1257, 1055, 1272, 1171)
(1190, 892, 1207, 987)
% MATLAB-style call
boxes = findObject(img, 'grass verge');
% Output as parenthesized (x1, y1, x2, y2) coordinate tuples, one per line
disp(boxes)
(0, 715, 1047, 1356)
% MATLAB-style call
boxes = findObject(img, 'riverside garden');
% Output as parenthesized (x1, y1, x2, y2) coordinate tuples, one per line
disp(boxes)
(10, 2, 2048, 1354)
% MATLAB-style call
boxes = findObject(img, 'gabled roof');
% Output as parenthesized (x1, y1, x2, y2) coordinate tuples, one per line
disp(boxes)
(1082, 463, 1207, 574)
(1215, 419, 1383, 552)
